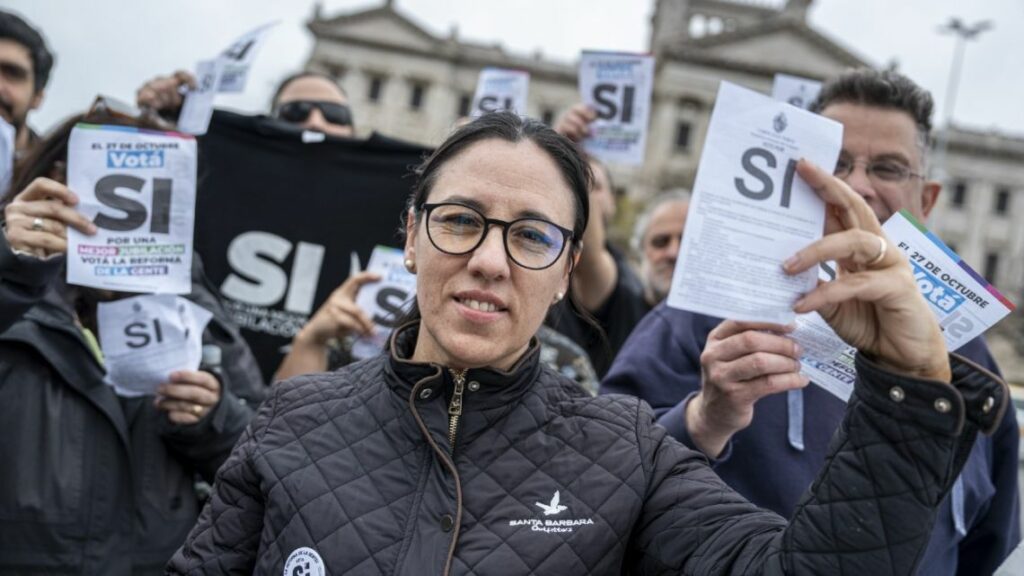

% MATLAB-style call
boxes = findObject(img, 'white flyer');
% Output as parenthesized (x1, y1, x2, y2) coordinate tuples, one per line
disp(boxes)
(217, 21, 278, 93)
(667, 81, 843, 324)
(177, 59, 225, 135)
(471, 68, 530, 117)
(0, 116, 14, 196)
(771, 74, 822, 110)
(351, 245, 417, 360)
(97, 294, 213, 397)
(578, 50, 655, 165)
(66, 124, 198, 294)
(794, 210, 1017, 401)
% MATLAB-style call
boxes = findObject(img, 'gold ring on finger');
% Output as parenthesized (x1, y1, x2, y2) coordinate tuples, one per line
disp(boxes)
(31, 217, 45, 231)
(866, 235, 887, 267)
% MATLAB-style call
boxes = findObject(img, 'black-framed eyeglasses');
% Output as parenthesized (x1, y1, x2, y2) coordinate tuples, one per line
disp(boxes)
(422, 202, 574, 270)
(834, 156, 925, 185)
(274, 100, 353, 128)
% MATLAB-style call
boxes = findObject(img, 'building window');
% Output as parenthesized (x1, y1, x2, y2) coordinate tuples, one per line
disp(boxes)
(409, 82, 426, 110)
(984, 252, 999, 283)
(541, 108, 555, 126)
(994, 187, 1011, 215)
(458, 93, 472, 117)
(951, 180, 967, 209)
(675, 121, 692, 152)
(367, 75, 385, 103)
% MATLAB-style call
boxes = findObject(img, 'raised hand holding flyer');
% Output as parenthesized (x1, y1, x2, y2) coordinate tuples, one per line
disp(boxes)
(66, 124, 198, 294)
(771, 73, 822, 110)
(578, 50, 654, 165)
(177, 59, 225, 135)
(471, 68, 530, 117)
(794, 210, 1016, 401)
(667, 81, 843, 324)
(97, 295, 213, 397)
(351, 245, 417, 359)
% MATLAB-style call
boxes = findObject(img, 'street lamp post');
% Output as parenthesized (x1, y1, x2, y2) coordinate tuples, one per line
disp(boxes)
(933, 17, 993, 181)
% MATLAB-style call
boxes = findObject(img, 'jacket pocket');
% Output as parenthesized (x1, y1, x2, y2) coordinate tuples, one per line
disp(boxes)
(0, 360, 86, 523)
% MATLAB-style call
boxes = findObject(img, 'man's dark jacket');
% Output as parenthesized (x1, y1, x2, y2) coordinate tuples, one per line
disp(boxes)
(168, 322, 1006, 574)
(0, 234, 266, 575)
(601, 304, 1021, 576)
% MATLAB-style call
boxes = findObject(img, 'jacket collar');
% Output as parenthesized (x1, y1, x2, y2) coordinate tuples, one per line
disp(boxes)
(384, 322, 543, 445)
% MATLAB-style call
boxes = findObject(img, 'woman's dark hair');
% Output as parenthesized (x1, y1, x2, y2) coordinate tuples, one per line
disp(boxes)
(397, 111, 602, 344)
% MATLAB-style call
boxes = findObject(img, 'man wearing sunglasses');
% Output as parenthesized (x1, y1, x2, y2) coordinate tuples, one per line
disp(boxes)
(0, 10, 53, 154)
(136, 70, 355, 138)
(602, 69, 1020, 575)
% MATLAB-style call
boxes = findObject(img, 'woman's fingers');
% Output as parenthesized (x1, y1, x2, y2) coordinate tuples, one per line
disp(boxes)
(784, 229, 896, 275)
(792, 270, 903, 314)
(796, 159, 881, 235)
(13, 201, 96, 235)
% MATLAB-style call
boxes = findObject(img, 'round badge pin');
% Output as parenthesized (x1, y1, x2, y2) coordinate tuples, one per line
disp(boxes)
(283, 547, 326, 576)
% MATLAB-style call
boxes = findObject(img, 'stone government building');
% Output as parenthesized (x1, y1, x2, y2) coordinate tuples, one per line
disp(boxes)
(303, 0, 1024, 380)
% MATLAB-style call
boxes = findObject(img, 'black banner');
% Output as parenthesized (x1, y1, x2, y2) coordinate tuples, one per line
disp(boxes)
(195, 111, 430, 379)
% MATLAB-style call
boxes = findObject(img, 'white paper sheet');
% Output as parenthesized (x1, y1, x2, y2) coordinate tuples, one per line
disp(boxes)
(217, 21, 278, 93)
(66, 124, 197, 294)
(771, 73, 823, 110)
(177, 59, 225, 135)
(667, 81, 843, 324)
(471, 68, 530, 117)
(794, 210, 1016, 402)
(578, 51, 654, 165)
(351, 245, 416, 360)
(97, 295, 213, 397)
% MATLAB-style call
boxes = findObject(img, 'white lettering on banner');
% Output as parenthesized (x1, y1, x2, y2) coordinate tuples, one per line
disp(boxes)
(66, 125, 197, 294)
(220, 231, 325, 314)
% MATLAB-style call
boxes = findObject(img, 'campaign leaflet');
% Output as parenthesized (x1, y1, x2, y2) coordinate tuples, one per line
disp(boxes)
(578, 50, 654, 165)
(667, 81, 843, 324)
(177, 59, 225, 135)
(217, 21, 278, 93)
(0, 117, 13, 197)
(771, 73, 822, 110)
(66, 124, 197, 294)
(471, 68, 530, 117)
(794, 210, 1017, 402)
(351, 245, 417, 360)
(97, 294, 212, 397)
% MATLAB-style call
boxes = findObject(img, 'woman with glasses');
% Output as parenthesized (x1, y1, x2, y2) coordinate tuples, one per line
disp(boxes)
(169, 112, 1005, 575)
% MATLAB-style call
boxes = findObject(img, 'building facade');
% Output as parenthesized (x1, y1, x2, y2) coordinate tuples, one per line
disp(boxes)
(303, 0, 1024, 375)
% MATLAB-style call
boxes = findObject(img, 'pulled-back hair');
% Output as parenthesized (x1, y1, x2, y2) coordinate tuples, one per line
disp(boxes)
(809, 68, 934, 151)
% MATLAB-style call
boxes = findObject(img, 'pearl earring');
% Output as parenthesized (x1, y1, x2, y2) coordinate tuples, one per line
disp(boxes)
(404, 258, 416, 273)
(553, 292, 564, 304)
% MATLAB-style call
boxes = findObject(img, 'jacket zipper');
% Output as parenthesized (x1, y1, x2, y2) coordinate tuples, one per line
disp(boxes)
(447, 368, 467, 447)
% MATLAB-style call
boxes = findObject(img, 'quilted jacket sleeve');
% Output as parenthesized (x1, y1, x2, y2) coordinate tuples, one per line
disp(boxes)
(627, 352, 1007, 575)
(166, 383, 281, 574)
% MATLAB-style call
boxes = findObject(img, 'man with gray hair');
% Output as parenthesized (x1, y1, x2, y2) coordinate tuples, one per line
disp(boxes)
(630, 190, 689, 307)
(603, 68, 1020, 575)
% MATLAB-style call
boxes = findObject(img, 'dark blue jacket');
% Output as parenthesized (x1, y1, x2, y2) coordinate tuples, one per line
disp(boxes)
(601, 303, 1021, 576)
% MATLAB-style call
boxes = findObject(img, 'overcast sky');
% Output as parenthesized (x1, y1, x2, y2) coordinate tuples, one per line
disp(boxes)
(7, 0, 1024, 137)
